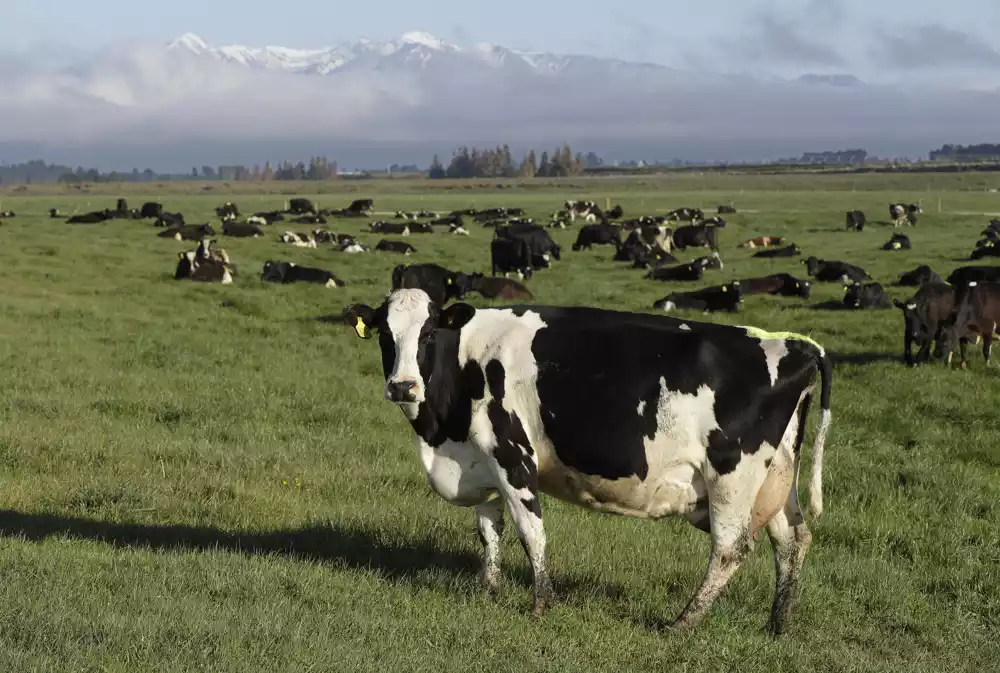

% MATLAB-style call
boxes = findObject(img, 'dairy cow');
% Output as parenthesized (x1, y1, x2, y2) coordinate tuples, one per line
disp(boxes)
(881, 234, 911, 251)
(261, 260, 344, 288)
(845, 211, 866, 231)
(935, 282, 1000, 368)
(375, 240, 417, 255)
(391, 263, 464, 305)
(739, 274, 812, 299)
(654, 282, 744, 313)
(803, 257, 871, 284)
(453, 273, 535, 300)
(895, 265, 942, 287)
(894, 283, 955, 366)
(753, 245, 801, 259)
(843, 282, 891, 309)
(340, 290, 832, 634)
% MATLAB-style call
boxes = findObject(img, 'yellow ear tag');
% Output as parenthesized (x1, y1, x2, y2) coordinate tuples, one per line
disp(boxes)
(354, 317, 370, 339)
(722, 286, 727, 292)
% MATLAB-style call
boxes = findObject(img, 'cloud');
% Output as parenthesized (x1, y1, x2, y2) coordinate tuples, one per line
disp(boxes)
(732, 9, 845, 66)
(870, 24, 1000, 69)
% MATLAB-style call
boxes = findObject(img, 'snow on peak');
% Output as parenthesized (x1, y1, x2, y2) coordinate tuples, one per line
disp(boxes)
(168, 33, 210, 52)
(398, 31, 445, 50)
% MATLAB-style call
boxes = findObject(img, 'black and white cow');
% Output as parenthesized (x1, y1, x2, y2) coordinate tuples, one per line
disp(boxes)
(654, 282, 744, 313)
(564, 200, 601, 223)
(370, 221, 410, 236)
(894, 283, 956, 367)
(739, 274, 812, 299)
(287, 198, 317, 215)
(253, 210, 285, 224)
(340, 290, 832, 634)
(491, 237, 534, 280)
(375, 240, 417, 255)
(935, 281, 1000, 368)
(222, 221, 265, 238)
(155, 212, 185, 227)
(174, 239, 234, 284)
(215, 201, 240, 219)
(881, 233, 911, 251)
(803, 257, 871, 284)
(0, 210, 15, 218)
(495, 223, 561, 269)
(261, 261, 344, 288)
(279, 231, 317, 248)
(391, 263, 464, 305)
(140, 202, 164, 219)
(895, 265, 942, 287)
(845, 210, 866, 231)
(672, 224, 719, 251)
(843, 282, 891, 310)
(970, 240, 1000, 260)
(158, 224, 216, 241)
(889, 203, 920, 228)
(667, 207, 705, 222)
(346, 198, 374, 216)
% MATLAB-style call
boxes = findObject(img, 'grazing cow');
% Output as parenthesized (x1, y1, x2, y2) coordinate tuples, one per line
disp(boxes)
(155, 212, 185, 227)
(572, 224, 623, 251)
(739, 236, 785, 249)
(140, 202, 164, 219)
(49, 208, 63, 218)
(491, 237, 534, 280)
(896, 265, 942, 286)
(222, 221, 265, 238)
(370, 221, 410, 236)
(261, 261, 344, 288)
(666, 207, 705, 222)
(845, 210, 866, 231)
(803, 257, 871, 284)
(893, 283, 956, 366)
(286, 198, 317, 215)
(453, 272, 534, 300)
(672, 224, 719, 251)
(279, 231, 317, 248)
(67, 210, 113, 224)
(253, 210, 285, 224)
(340, 289, 832, 634)
(935, 282, 1000, 368)
(391, 264, 463, 305)
(753, 245, 801, 259)
(346, 198, 375, 215)
(564, 200, 601, 223)
(843, 282, 891, 310)
(889, 203, 920, 227)
(654, 282, 744, 313)
(717, 205, 737, 214)
(215, 202, 240, 219)
(970, 240, 1000, 260)
(158, 224, 216, 241)
(645, 261, 705, 282)
(375, 240, 417, 255)
(739, 274, 812, 299)
(496, 223, 561, 268)
(882, 234, 911, 251)
(946, 265, 1000, 290)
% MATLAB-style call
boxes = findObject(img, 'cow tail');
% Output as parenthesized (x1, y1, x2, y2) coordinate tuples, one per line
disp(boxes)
(807, 347, 833, 519)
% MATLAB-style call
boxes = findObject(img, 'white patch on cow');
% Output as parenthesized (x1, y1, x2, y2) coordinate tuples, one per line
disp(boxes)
(221, 268, 233, 285)
(758, 339, 789, 386)
(342, 243, 366, 254)
(636, 400, 646, 415)
(906, 302, 917, 310)
(417, 439, 498, 506)
(325, 278, 340, 289)
(384, 289, 434, 411)
(969, 281, 979, 287)
(660, 301, 676, 312)
(679, 323, 691, 331)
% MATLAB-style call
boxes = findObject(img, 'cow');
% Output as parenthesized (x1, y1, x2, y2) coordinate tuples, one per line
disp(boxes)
(739, 236, 785, 250)
(645, 261, 705, 282)
(215, 202, 240, 219)
(453, 272, 535, 301)
(626, 225, 674, 253)
(693, 252, 724, 271)
(572, 224, 623, 251)
(889, 203, 920, 227)
(279, 231, 317, 248)
(345, 198, 374, 215)
(970, 240, 1000, 260)
(158, 224, 216, 241)
(115, 198, 129, 213)
(843, 282, 891, 310)
(946, 265, 1000, 290)
(893, 283, 956, 367)
(395, 210, 417, 220)
(140, 202, 164, 219)
(0, 211, 14, 218)
(253, 210, 285, 224)
(631, 247, 679, 269)
(261, 261, 344, 288)
(450, 223, 470, 236)
(605, 205, 624, 220)
(375, 240, 417, 255)
(753, 245, 801, 259)
(564, 200, 601, 223)
(845, 211, 866, 232)
(155, 212, 185, 227)
(935, 282, 1000, 368)
(174, 241, 234, 284)
(222, 221, 265, 238)
(49, 208, 63, 218)
(895, 265, 942, 287)
(672, 224, 718, 251)
(803, 257, 871, 284)
(409, 222, 435, 234)
(339, 239, 370, 254)
(882, 234, 911, 251)
(717, 204, 737, 214)
(495, 223, 561, 268)
(339, 289, 832, 634)
(67, 210, 113, 224)
(370, 221, 410, 236)
(312, 229, 338, 244)
(193, 237, 232, 267)
(391, 264, 464, 305)
(653, 282, 744, 313)
(286, 198, 317, 215)
(491, 237, 534, 280)
(666, 207, 705, 222)
(739, 274, 812, 299)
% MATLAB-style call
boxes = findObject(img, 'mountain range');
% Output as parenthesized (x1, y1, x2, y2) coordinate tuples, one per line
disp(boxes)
(0, 31, 996, 170)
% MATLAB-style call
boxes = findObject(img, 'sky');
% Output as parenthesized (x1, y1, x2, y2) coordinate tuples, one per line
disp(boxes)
(5, 0, 1000, 82)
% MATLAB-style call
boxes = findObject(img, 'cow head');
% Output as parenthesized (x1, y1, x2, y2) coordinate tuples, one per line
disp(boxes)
(794, 278, 811, 299)
(803, 256, 820, 276)
(342, 289, 477, 412)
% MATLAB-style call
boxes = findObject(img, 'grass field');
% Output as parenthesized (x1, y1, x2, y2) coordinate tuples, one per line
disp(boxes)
(0, 174, 997, 672)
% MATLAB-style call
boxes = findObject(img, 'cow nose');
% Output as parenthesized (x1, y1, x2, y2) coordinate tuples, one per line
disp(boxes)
(385, 380, 418, 402)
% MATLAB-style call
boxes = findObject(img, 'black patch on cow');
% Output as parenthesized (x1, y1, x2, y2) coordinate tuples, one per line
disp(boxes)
(485, 360, 506, 402)
(521, 496, 542, 518)
(485, 360, 537, 492)
(404, 327, 477, 448)
(464, 361, 486, 401)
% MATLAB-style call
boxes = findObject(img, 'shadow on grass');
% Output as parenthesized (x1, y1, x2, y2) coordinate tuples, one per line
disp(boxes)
(809, 300, 850, 311)
(828, 351, 902, 366)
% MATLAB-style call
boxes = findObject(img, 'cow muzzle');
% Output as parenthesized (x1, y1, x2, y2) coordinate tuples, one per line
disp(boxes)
(385, 379, 421, 403)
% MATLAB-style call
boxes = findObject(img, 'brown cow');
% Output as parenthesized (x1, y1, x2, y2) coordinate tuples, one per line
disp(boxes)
(454, 272, 534, 300)
(738, 236, 785, 249)
(935, 282, 1000, 368)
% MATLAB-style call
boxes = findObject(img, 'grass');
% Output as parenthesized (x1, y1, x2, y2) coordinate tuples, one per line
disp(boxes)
(0, 174, 997, 672)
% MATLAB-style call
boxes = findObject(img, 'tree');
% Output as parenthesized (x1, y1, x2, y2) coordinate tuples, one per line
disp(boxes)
(537, 151, 551, 177)
(201, 166, 216, 179)
(191, 167, 199, 178)
(428, 154, 446, 179)
(517, 151, 537, 178)
(262, 162, 274, 181)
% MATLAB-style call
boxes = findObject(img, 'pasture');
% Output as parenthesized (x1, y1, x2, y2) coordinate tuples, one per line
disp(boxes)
(0, 174, 997, 672)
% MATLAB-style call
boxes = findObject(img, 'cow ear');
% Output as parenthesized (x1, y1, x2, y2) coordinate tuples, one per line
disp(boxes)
(439, 303, 476, 331)
(341, 304, 377, 339)
(893, 299, 907, 310)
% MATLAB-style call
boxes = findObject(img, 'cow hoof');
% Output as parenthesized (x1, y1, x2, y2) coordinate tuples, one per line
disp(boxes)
(530, 601, 548, 618)
(961, 362, 968, 370)
(765, 618, 789, 637)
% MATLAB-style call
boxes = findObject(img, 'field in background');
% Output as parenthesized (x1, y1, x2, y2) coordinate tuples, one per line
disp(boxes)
(0, 173, 996, 672)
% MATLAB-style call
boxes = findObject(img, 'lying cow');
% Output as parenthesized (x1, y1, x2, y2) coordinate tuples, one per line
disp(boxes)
(261, 260, 344, 288)
(67, 210, 113, 224)
(0, 210, 15, 218)
(889, 203, 920, 228)
(717, 204, 737, 214)
(739, 274, 812, 299)
(882, 234, 911, 251)
(286, 198, 317, 215)
(803, 257, 871, 284)
(946, 265, 1000, 290)
(49, 208, 63, 218)
(453, 272, 534, 300)
(970, 240, 1000, 260)
(896, 265, 942, 286)
(739, 236, 785, 249)
(140, 202, 164, 219)
(253, 210, 285, 224)
(222, 221, 264, 238)
(215, 202, 240, 219)
(375, 240, 416, 255)
(340, 288, 832, 634)
(645, 261, 705, 282)
(291, 215, 327, 225)
(370, 221, 410, 236)
(174, 243, 234, 285)
(672, 224, 718, 251)
(279, 231, 317, 248)
(843, 282, 891, 310)
(572, 223, 622, 251)
(158, 224, 216, 241)
(845, 210, 866, 231)
(894, 283, 955, 367)
(155, 212, 185, 227)
(391, 263, 463, 305)
(653, 282, 744, 313)
(935, 281, 1000, 368)
(666, 207, 704, 222)
(753, 244, 801, 259)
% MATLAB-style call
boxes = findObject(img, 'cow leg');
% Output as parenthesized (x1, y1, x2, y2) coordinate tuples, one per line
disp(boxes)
(983, 327, 994, 365)
(476, 498, 505, 594)
(765, 503, 812, 635)
(960, 338, 969, 369)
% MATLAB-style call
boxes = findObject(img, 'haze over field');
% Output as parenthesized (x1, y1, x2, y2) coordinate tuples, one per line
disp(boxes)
(1, 0, 998, 169)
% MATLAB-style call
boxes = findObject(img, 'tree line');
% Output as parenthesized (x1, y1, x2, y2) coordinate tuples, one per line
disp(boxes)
(428, 145, 604, 179)
(929, 144, 1000, 161)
